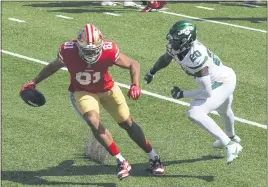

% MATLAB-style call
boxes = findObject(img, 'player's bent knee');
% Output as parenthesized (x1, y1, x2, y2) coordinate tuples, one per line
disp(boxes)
(187, 110, 203, 122)
(83, 110, 100, 127)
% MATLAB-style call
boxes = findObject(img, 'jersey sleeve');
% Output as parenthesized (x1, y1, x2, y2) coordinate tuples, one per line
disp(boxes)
(57, 41, 77, 65)
(102, 40, 120, 66)
(113, 43, 120, 62)
(186, 45, 209, 74)
(110, 41, 120, 64)
(58, 44, 65, 64)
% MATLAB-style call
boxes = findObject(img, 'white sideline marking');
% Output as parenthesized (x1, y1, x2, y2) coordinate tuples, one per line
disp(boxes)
(159, 11, 267, 33)
(1, 49, 266, 130)
(242, 3, 259, 8)
(195, 6, 215, 10)
(103, 12, 120, 16)
(8, 18, 25, 23)
(56, 15, 73, 19)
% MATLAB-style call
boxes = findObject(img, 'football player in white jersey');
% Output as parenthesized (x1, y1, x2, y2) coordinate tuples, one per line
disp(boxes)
(144, 20, 242, 164)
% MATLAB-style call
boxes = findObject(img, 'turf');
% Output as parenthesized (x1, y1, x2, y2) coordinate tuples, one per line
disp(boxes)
(1, 1, 267, 187)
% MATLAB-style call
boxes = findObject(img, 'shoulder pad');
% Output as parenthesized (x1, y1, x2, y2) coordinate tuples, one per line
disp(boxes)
(187, 46, 209, 73)
(102, 40, 120, 63)
(58, 41, 77, 63)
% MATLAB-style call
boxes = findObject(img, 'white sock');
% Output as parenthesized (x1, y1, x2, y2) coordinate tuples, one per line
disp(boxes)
(114, 153, 125, 162)
(148, 149, 158, 160)
(188, 112, 231, 146)
(219, 109, 235, 138)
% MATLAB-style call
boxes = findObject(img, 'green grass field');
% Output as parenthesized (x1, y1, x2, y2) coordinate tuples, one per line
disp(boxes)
(1, 1, 267, 187)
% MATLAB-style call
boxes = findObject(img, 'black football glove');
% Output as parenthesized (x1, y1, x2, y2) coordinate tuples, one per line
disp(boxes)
(144, 69, 155, 84)
(171, 86, 184, 99)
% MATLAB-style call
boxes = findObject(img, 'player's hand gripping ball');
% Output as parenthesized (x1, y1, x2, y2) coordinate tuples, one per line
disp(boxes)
(20, 81, 46, 107)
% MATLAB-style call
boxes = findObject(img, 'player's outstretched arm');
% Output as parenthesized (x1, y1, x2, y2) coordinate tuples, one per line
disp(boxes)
(144, 52, 173, 84)
(21, 57, 65, 91)
(150, 52, 173, 74)
(32, 57, 65, 84)
(114, 52, 141, 100)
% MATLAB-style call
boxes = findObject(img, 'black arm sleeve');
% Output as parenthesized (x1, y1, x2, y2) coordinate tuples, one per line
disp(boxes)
(150, 52, 173, 74)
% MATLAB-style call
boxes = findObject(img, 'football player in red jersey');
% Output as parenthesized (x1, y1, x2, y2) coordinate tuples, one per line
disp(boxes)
(21, 24, 164, 180)
(140, 0, 168, 12)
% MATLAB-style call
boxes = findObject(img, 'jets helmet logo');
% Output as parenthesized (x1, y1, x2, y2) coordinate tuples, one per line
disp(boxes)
(178, 26, 194, 36)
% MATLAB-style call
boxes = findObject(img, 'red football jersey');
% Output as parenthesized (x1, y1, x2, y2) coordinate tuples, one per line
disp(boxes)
(58, 40, 119, 93)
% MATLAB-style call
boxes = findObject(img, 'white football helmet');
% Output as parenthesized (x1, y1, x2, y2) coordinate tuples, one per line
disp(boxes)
(77, 24, 103, 64)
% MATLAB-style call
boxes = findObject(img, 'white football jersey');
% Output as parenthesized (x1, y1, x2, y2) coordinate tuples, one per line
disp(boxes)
(167, 40, 235, 87)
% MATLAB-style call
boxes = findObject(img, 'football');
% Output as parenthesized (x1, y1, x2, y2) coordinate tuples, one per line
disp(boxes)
(20, 88, 46, 107)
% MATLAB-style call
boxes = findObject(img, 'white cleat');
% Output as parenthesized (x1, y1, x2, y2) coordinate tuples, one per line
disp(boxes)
(213, 135, 241, 149)
(116, 160, 131, 180)
(101, 1, 117, 6)
(226, 141, 243, 164)
(123, 2, 143, 8)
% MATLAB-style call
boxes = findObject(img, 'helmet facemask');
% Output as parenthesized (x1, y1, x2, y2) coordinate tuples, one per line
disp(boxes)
(167, 33, 194, 55)
(76, 25, 103, 65)
(77, 42, 103, 64)
(173, 35, 193, 52)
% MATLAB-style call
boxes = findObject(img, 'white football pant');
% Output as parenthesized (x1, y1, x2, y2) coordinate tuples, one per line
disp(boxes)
(187, 70, 236, 146)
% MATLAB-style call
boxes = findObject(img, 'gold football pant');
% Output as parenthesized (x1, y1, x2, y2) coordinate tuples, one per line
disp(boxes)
(69, 84, 130, 123)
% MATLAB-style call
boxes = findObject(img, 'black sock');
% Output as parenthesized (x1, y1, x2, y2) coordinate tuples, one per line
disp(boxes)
(120, 121, 152, 153)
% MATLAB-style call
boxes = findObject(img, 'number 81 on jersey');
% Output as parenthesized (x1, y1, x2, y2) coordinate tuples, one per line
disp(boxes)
(76, 72, 101, 85)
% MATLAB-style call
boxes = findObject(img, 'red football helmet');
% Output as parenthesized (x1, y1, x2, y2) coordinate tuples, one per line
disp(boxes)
(77, 24, 103, 64)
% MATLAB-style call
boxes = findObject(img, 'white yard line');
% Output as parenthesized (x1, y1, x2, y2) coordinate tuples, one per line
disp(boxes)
(195, 6, 215, 10)
(103, 12, 120, 16)
(56, 15, 73, 19)
(8, 18, 25, 23)
(159, 11, 267, 33)
(1, 49, 266, 130)
(151, 7, 169, 11)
